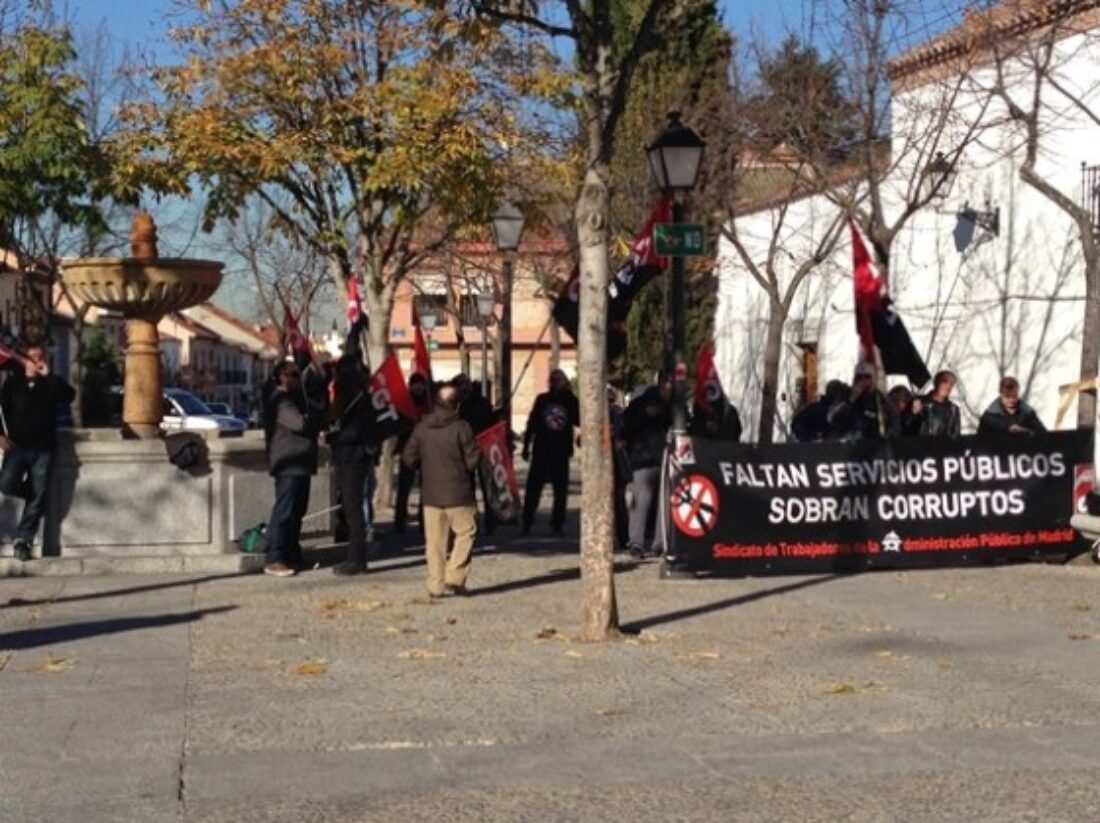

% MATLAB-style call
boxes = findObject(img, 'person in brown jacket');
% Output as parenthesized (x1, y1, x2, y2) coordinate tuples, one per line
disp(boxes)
(401, 384, 482, 597)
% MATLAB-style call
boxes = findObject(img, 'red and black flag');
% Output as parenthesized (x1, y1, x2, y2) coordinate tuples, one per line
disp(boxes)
(411, 308, 433, 385)
(366, 353, 418, 444)
(553, 195, 672, 362)
(344, 275, 369, 369)
(280, 297, 319, 373)
(850, 219, 931, 388)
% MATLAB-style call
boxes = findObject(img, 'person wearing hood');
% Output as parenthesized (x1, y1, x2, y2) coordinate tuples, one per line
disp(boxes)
(402, 384, 482, 597)
(791, 380, 849, 442)
(978, 376, 1045, 435)
(827, 362, 900, 440)
(521, 369, 580, 536)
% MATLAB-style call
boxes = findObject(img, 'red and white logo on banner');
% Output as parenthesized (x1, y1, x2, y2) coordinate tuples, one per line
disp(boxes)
(1073, 464, 1094, 515)
(671, 474, 720, 538)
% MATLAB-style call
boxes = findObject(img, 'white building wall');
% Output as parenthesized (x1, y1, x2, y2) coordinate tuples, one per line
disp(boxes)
(716, 27, 1100, 441)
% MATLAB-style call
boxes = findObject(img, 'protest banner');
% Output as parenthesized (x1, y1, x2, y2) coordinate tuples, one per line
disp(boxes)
(666, 431, 1092, 575)
(476, 421, 521, 523)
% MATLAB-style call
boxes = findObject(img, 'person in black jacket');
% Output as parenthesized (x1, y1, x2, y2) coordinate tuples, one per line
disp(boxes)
(978, 376, 1045, 435)
(262, 360, 322, 577)
(791, 380, 849, 442)
(326, 356, 374, 576)
(454, 374, 498, 535)
(688, 397, 743, 441)
(887, 385, 922, 437)
(521, 369, 579, 536)
(827, 363, 900, 440)
(919, 370, 962, 438)
(0, 343, 74, 561)
(623, 377, 672, 558)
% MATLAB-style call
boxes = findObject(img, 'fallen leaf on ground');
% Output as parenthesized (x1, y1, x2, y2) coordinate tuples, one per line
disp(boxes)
(1071, 603, 1092, 612)
(594, 707, 625, 716)
(445, 617, 458, 625)
(937, 661, 954, 671)
(823, 682, 858, 695)
(930, 593, 948, 601)
(675, 651, 720, 661)
(320, 599, 386, 613)
(564, 650, 584, 659)
(291, 660, 328, 676)
(1068, 633, 1100, 641)
(399, 649, 446, 660)
(24, 656, 76, 674)
(875, 651, 894, 659)
(536, 627, 567, 641)
(385, 626, 418, 635)
(274, 632, 304, 642)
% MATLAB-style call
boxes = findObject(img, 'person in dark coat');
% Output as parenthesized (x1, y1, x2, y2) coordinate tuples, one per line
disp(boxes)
(262, 360, 322, 577)
(919, 370, 962, 438)
(325, 355, 374, 575)
(978, 376, 1045, 435)
(609, 386, 630, 550)
(402, 385, 482, 597)
(521, 369, 579, 536)
(0, 343, 75, 561)
(791, 380, 849, 442)
(623, 376, 672, 558)
(454, 374, 498, 535)
(887, 385, 922, 437)
(688, 397, 743, 441)
(827, 363, 900, 440)
(394, 373, 430, 534)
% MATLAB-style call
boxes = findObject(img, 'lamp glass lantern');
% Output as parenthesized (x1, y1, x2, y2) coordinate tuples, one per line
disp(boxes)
(491, 202, 525, 251)
(922, 152, 957, 208)
(646, 111, 706, 192)
(476, 287, 495, 321)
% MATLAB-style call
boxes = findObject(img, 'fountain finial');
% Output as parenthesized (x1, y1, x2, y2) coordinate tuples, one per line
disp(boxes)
(130, 210, 158, 260)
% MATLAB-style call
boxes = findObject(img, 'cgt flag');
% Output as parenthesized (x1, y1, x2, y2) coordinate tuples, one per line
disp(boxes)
(553, 195, 672, 362)
(280, 298, 319, 373)
(850, 220, 931, 388)
(367, 353, 418, 445)
(475, 421, 521, 523)
(411, 309, 433, 385)
(693, 343, 724, 412)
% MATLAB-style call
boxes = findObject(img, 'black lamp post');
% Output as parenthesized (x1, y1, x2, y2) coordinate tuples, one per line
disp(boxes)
(646, 112, 705, 436)
(476, 286, 495, 401)
(491, 201, 525, 417)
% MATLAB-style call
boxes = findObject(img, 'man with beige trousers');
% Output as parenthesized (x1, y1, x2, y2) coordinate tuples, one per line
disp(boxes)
(401, 384, 482, 596)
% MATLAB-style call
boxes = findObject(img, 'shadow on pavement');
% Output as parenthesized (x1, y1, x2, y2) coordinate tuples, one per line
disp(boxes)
(622, 574, 847, 633)
(470, 560, 642, 598)
(1, 574, 252, 610)
(0, 605, 238, 651)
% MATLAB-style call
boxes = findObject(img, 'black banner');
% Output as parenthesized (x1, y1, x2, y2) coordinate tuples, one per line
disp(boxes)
(666, 431, 1093, 575)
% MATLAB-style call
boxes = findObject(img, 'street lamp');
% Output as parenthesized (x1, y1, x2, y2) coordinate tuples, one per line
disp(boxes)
(921, 151, 956, 209)
(646, 111, 705, 436)
(491, 201, 525, 419)
(648, 111, 705, 579)
(476, 286, 495, 402)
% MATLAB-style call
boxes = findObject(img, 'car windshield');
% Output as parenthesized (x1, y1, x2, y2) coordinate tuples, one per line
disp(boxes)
(169, 391, 214, 416)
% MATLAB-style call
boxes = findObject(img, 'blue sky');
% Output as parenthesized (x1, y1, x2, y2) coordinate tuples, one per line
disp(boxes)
(74, 0, 812, 59)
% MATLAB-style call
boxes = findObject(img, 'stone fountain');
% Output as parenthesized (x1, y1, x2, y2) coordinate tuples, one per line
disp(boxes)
(60, 211, 224, 437)
(0, 210, 333, 571)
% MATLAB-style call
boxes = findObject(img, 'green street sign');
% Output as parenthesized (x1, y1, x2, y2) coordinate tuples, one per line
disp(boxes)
(428, 339, 439, 351)
(654, 223, 706, 257)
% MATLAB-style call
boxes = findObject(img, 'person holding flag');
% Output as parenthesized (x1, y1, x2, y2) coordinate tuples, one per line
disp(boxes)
(325, 354, 375, 576)
(688, 344, 742, 441)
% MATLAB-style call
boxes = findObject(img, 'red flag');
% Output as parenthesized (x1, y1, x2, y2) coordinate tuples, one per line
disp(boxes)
(369, 353, 418, 422)
(411, 308, 433, 384)
(280, 297, 317, 370)
(346, 276, 363, 328)
(476, 421, 521, 522)
(693, 344, 724, 413)
(850, 219, 885, 365)
(344, 277, 369, 368)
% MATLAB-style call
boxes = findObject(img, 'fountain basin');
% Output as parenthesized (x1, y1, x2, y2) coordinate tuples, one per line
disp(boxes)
(59, 257, 224, 317)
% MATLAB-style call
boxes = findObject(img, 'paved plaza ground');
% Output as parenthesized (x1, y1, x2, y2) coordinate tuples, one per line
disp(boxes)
(1, 519, 1099, 821)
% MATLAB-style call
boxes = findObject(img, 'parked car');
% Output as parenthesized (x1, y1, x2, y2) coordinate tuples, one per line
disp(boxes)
(108, 387, 246, 433)
(206, 402, 232, 416)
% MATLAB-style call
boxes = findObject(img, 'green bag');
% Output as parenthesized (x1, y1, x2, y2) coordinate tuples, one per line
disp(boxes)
(236, 523, 268, 554)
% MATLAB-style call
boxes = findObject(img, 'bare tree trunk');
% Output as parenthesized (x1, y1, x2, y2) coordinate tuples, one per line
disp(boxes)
(576, 168, 618, 641)
(757, 296, 786, 444)
(1079, 255, 1100, 428)
(364, 277, 396, 515)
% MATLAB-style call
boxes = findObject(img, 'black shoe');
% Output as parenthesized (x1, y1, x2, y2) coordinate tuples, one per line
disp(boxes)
(333, 559, 368, 576)
(551, 525, 564, 537)
(446, 584, 470, 597)
(13, 540, 30, 562)
(520, 524, 532, 537)
(628, 544, 646, 560)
